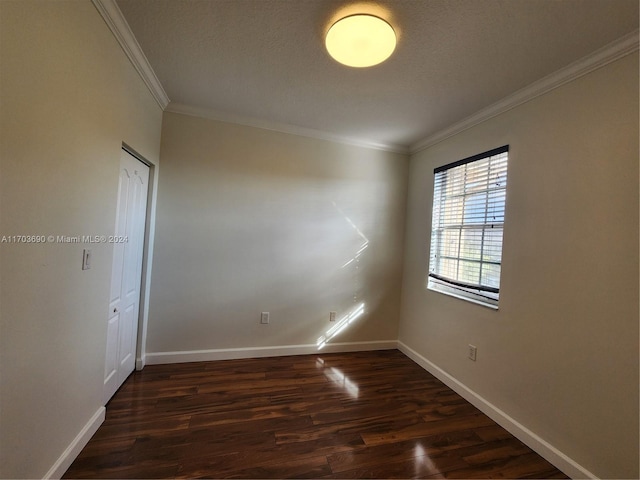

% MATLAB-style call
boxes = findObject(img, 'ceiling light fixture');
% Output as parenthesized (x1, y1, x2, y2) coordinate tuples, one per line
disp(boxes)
(325, 14, 396, 68)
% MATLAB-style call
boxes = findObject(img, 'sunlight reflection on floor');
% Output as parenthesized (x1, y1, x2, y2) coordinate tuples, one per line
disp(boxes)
(315, 358, 359, 399)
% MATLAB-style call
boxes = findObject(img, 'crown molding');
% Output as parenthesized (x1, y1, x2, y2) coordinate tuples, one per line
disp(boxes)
(92, 0, 170, 109)
(410, 29, 639, 154)
(166, 102, 410, 155)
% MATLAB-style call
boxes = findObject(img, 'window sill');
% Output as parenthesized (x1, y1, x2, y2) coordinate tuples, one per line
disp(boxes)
(427, 281, 499, 310)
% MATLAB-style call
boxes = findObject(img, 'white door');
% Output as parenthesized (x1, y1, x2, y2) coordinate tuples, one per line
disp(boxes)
(104, 149, 150, 403)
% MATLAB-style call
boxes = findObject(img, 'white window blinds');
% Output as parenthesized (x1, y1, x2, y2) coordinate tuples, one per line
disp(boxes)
(428, 146, 509, 308)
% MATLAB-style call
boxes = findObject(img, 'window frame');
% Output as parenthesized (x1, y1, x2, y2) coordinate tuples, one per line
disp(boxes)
(427, 145, 509, 309)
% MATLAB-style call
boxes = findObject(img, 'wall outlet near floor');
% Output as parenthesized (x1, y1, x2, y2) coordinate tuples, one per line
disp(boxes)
(260, 312, 270, 324)
(329, 311, 337, 322)
(468, 344, 477, 361)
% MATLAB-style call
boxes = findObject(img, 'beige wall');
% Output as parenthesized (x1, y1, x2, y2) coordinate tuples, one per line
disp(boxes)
(2, 1, 636, 478)
(0, 1, 162, 478)
(147, 112, 407, 356)
(399, 53, 639, 479)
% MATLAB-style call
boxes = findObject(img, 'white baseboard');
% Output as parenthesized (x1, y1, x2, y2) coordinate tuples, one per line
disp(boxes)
(136, 355, 146, 370)
(397, 341, 597, 480)
(43, 407, 105, 480)
(145, 340, 398, 365)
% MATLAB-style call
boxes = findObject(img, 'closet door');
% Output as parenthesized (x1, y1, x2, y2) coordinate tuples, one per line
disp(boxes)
(104, 149, 149, 403)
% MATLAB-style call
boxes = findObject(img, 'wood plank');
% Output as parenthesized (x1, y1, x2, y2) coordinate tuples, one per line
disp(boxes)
(361, 413, 497, 447)
(223, 454, 332, 479)
(326, 430, 482, 474)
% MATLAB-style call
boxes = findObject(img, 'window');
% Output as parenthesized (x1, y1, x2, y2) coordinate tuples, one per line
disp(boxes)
(427, 146, 509, 308)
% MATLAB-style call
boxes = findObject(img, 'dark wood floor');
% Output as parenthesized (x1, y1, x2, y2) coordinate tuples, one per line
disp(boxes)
(64, 350, 568, 479)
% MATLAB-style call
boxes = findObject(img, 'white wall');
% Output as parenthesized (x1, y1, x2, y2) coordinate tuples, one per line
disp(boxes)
(146, 112, 407, 359)
(399, 53, 639, 479)
(0, 1, 162, 478)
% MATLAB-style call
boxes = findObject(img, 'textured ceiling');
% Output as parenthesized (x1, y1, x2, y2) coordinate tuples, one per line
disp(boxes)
(116, 0, 639, 150)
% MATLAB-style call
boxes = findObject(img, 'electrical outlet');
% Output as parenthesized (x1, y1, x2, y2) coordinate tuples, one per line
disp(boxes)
(329, 311, 337, 322)
(468, 344, 477, 361)
(260, 312, 269, 324)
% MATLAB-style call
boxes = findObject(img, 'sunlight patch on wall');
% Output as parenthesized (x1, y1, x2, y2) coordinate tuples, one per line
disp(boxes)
(316, 302, 365, 350)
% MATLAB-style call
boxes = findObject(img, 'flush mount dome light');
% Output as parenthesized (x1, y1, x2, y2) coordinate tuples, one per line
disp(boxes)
(325, 14, 396, 68)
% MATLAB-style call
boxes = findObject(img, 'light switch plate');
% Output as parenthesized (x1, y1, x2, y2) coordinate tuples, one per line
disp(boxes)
(468, 344, 477, 361)
(82, 249, 92, 270)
